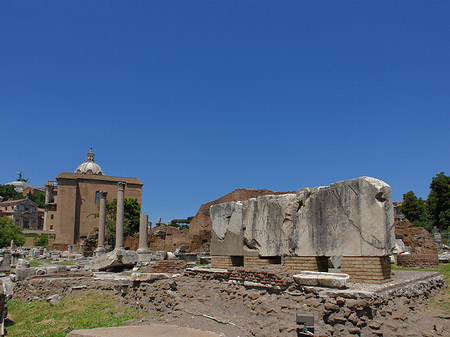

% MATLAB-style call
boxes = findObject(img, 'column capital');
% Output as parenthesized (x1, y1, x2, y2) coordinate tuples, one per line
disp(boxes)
(99, 191, 108, 199)
(117, 182, 126, 190)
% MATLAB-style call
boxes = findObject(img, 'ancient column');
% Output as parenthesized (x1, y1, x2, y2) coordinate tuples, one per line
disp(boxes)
(138, 213, 149, 252)
(43, 183, 50, 231)
(115, 182, 126, 250)
(95, 191, 108, 256)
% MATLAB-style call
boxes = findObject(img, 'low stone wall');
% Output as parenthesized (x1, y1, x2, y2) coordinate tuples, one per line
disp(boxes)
(397, 254, 439, 268)
(11, 276, 114, 302)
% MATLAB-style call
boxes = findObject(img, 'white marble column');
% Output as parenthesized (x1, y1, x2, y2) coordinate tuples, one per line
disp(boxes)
(95, 191, 108, 256)
(115, 182, 126, 250)
(138, 213, 149, 252)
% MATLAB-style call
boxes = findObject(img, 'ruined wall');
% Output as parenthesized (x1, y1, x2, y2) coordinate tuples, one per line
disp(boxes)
(395, 221, 438, 254)
(148, 225, 189, 252)
(189, 188, 295, 236)
(211, 177, 394, 258)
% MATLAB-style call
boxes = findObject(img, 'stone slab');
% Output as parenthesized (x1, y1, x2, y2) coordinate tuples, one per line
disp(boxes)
(130, 272, 171, 282)
(293, 271, 349, 288)
(66, 324, 221, 337)
(89, 249, 138, 271)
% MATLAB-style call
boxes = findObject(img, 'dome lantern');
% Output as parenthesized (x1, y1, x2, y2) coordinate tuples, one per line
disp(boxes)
(75, 148, 103, 175)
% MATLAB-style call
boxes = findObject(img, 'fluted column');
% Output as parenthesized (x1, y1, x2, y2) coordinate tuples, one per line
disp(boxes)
(115, 182, 126, 249)
(138, 213, 149, 252)
(95, 191, 108, 256)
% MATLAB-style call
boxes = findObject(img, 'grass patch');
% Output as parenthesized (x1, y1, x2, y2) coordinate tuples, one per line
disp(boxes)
(55, 260, 77, 266)
(7, 290, 140, 337)
(28, 259, 53, 267)
(27, 259, 77, 267)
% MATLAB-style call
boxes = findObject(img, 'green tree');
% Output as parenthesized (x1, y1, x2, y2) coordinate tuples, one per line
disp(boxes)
(26, 190, 46, 208)
(0, 217, 25, 248)
(0, 184, 23, 201)
(400, 191, 430, 230)
(427, 172, 450, 232)
(34, 233, 49, 247)
(169, 216, 194, 231)
(103, 198, 141, 247)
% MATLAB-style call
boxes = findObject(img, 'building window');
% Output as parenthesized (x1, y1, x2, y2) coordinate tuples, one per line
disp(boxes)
(95, 191, 100, 204)
(50, 214, 54, 220)
(50, 225, 53, 230)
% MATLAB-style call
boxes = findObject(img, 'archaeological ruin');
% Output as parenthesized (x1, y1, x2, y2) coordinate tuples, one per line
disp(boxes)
(211, 177, 394, 283)
(0, 176, 448, 337)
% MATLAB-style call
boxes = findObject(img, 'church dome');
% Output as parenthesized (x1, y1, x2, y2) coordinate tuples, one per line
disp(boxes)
(75, 148, 103, 175)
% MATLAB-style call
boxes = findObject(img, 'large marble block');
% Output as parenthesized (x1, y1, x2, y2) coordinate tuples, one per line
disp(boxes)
(210, 177, 394, 257)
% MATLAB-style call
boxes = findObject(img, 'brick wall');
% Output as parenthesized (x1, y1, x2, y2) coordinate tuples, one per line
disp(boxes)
(243, 256, 275, 268)
(282, 256, 321, 271)
(397, 254, 439, 268)
(341, 256, 391, 283)
(211, 255, 235, 269)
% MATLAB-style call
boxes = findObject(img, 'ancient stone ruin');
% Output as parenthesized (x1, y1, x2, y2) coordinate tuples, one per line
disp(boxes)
(211, 177, 394, 283)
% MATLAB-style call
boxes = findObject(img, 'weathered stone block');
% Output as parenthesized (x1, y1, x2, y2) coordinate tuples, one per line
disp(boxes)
(89, 249, 138, 271)
(211, 177, 394, 258)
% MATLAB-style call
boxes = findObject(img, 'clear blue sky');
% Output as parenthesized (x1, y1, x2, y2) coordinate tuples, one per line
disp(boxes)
(1, 1, 449, 224)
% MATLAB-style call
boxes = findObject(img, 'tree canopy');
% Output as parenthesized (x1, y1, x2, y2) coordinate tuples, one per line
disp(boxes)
(103, 198, 141, 247)
(401, 172, 450, 233)
(427, 172, 450, 232)
(400, 191, 430, 230)
(0, 217, 25, 248)
(0, 184, 23, 201)
(168, 216, 194, 231)
(27, 190, 46, 208)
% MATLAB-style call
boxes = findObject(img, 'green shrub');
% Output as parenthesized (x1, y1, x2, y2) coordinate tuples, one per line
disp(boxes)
(34, 234, 49, 247)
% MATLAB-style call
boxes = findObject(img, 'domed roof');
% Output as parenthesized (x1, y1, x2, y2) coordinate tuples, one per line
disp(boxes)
(75, 148, 103, 175)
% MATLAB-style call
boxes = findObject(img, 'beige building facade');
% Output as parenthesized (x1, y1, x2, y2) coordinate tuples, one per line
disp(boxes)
(46, 149, 143, 248)
(0, 198, 41, 230)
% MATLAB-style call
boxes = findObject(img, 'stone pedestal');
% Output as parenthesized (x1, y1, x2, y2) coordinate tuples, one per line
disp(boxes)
(95, 191, 108, 256)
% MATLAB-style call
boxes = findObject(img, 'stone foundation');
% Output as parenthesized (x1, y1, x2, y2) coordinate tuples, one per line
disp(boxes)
(341, 256, 391, 283)
(397, 254, 439, 268)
